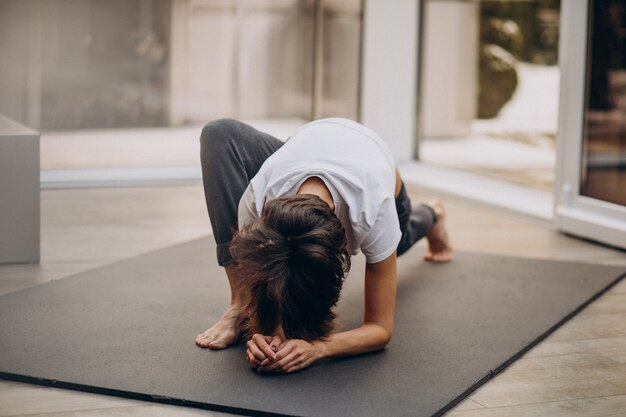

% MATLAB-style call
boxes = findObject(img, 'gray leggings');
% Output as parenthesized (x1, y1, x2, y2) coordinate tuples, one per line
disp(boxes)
(199, 119, 436, 266)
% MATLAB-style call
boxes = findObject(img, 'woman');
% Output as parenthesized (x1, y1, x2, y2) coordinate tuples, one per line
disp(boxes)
(195, 118, 452, 373)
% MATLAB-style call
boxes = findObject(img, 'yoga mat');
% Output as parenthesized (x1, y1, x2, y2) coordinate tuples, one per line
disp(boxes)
(0, 237, 623, 417)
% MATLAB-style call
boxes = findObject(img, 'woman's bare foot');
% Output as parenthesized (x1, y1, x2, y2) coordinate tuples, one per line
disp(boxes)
(195, 305, 243, 349)
(424, 200, 453, 263)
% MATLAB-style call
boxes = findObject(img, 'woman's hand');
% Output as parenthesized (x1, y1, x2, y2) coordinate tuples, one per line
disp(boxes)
(257, 339, 324, 374)
(246, 333, 283, 369)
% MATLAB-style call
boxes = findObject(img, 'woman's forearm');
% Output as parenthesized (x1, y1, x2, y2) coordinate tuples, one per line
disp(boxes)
(253, 324, 391, 373)
(316, 255, 397, 360)
(317, 323, 392, 359)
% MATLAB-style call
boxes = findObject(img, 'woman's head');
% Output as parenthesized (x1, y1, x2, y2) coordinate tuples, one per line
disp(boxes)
(230, 194, 351, 341)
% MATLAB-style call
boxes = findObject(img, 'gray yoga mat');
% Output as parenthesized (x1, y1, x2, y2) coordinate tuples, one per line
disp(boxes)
(0, 237, 624, 417)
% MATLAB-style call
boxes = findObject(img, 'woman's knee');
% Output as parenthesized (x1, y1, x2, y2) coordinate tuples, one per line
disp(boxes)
(200, 118, 242, 151)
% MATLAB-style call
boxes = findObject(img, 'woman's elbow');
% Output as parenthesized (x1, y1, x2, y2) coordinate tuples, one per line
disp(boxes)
(364, 322, 393, 350)
(377, 327, 393, 348)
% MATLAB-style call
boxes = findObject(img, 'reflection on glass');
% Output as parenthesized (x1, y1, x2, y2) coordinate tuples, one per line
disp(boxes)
(581, 0, 626, 207)
(0, 0, 362, 170)
(418, 0, 560, 190)
(0, 0, 172, 131)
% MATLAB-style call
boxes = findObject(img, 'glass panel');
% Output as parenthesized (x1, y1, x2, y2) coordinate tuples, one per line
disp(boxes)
(581, 0, 626, 207)
(418, 0, 560, 191)
(0, 0, 362, 171)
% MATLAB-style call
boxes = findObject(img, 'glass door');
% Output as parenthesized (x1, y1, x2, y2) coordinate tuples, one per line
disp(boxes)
(418, 0, 561, 192)
(409, 0, 561, 221)
(555, 0, 626, 248)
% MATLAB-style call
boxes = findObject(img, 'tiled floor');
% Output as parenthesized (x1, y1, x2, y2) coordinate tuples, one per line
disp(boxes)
(0, 184, 624, 416)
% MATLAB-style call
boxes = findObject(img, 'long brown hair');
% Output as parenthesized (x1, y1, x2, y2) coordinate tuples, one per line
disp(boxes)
(230, 194, 351, 341)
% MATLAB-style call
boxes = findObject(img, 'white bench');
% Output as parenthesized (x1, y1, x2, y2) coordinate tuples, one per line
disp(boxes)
(0, 116, 40, 263)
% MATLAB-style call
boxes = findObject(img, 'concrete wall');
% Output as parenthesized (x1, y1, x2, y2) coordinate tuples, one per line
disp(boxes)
(171, 0, 362, 123)
(360, 0, 419, 163)
(419, 1, 479, 138)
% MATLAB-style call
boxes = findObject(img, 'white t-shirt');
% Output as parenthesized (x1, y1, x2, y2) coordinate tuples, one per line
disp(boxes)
(238, 118, 401, 264)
